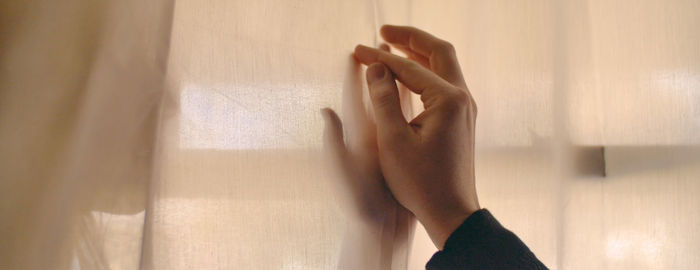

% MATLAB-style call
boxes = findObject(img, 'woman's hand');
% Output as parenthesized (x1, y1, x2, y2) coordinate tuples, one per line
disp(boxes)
(353, 25, 480, 249)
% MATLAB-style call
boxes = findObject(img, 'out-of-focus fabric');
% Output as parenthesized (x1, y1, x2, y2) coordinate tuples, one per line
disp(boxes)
(0, 0, 173, 268)
(1, 0, 699, 270)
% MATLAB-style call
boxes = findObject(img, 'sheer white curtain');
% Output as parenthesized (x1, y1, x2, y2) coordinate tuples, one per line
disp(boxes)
(1, 0, 171, 268)
(2, 0, 699, 269)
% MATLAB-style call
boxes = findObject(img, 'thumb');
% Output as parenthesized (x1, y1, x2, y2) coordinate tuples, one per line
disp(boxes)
(366, 63, 408, 139)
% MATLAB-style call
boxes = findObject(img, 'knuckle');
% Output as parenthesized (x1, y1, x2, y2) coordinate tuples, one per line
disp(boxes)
(435, 40, 456, 55)
(442, 89, 469, 109)
(470, 97, 478, 116)
(451, 89, 469, 106)
(435, 97, 460, 116)
(437, 89, 476, 115)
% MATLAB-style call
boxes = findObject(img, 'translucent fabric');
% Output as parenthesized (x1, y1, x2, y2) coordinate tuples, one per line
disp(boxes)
(1, 0, 699, 270)
(1, 0, 172, 268)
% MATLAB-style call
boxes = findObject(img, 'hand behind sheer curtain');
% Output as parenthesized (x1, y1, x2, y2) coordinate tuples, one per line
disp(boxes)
(322, 107, 407, 225)
(322, 44, 412, 225)
(322, 44, 415, 269)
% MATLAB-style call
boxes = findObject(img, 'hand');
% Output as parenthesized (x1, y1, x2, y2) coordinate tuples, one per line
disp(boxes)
(353, 25, 480, 249)
(321, 46, 412, 226)
(322, 45, 415, 269)
(322, 108, 406, 225)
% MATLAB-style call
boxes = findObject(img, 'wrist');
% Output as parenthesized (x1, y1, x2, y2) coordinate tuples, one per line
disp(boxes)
(418, 204, 479, 250)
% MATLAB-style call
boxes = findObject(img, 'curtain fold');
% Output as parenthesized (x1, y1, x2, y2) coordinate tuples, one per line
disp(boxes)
(1, 0, 174, 268)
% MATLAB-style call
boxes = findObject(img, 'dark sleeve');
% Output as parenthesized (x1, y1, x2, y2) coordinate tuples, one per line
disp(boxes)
(426, 209, 548, 270)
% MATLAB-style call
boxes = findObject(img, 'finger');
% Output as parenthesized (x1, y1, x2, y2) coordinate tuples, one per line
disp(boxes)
(390, 43, 430, 68)
(380, 25, 465, 87)
(381, 42, 429, 68)
(379, 43, 417, 121)
(354, 44, 452, 97)
(341, 55, 372, 147)
(322, 108, 349, 163)
(365, 63, 409, 138)
(321, 108, 365, 215)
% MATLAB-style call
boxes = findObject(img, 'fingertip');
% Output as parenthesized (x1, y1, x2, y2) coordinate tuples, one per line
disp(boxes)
(321, 107, 331, 120)
(353, 44, 379, 65)
(379, 25, 391, 40)
(352, 45, 363, 59)
(379, 43, 390, 52)
(322, 108, 342, 126)
(321, 108, 336, 135)
(380, 24, 395, 34)
(380, 24, 402, 41)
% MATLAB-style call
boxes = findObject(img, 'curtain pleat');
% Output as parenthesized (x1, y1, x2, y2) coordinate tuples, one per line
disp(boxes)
(0, 0, 174, 268)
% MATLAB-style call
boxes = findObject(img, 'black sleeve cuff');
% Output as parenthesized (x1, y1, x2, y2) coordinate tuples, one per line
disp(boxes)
(425, 209, 548, 270)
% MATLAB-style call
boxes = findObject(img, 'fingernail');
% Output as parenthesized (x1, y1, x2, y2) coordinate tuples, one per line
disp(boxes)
(367, 63, 386, 84)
